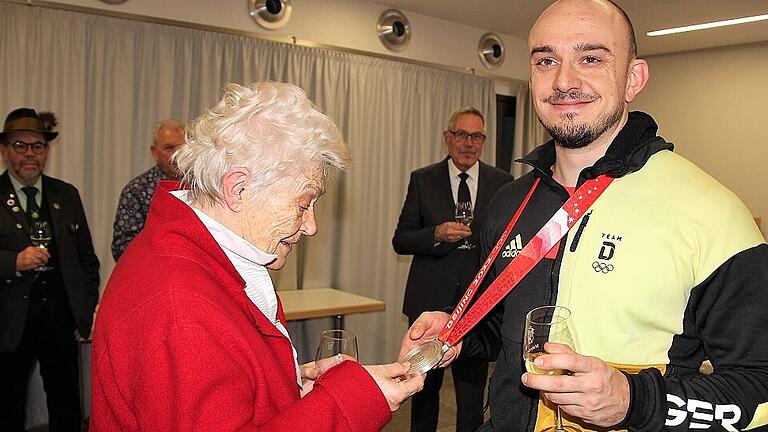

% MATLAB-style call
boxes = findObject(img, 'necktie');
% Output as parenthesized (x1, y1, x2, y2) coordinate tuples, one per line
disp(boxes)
(22, 187, 40, 221)
(458, 172, 471, 205)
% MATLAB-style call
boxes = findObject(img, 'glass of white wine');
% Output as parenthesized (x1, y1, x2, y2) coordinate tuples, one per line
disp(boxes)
(455, 200, 474, 249)
(29, 221, 53, 271)
(523, 305, 575, 431)
(315, 329, 358, 373)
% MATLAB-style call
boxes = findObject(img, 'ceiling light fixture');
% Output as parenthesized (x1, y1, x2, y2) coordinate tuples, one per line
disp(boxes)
(647, 13, 768, 36)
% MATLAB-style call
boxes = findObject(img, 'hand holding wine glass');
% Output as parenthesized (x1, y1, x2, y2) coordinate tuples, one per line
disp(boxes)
(29, 221, 53, 271)
(521, 306, 632, 428)
(315, 329, 359, 374)
(15, 246, 50, 271)
(311, 329, 425, 411)
(454, 201, 474, 249)
(523, 305, 575, 431)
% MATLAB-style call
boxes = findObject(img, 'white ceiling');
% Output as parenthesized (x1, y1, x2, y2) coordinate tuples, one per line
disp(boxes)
(364, 0, 768, 56)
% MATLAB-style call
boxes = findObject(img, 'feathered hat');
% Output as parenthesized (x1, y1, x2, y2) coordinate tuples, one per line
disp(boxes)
(0, 108, 58, 141)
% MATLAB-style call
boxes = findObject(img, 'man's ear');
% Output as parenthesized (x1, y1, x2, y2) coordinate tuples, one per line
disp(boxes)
(150, 144, 160, 163)
(221, 167, 251, 212)
(625, 58, 649, 103)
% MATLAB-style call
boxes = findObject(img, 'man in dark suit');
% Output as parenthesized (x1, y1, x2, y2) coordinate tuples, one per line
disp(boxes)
(0, 108, 100, 431)
(393, 107, 513, 432)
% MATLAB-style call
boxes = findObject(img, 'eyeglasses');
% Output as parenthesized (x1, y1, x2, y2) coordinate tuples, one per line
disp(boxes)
(8, 141, 48, 154)
(448, 129, 486, 144)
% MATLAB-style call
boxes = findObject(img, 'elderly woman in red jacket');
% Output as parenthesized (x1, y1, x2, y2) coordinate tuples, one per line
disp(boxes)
(91, 82, 424, 431)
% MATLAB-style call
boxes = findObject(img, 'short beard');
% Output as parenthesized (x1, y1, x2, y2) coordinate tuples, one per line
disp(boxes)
(538, 90, 624, 149)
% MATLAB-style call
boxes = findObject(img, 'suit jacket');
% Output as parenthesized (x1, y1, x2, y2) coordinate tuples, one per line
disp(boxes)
(0, 171, 100, 352)
(393, 158, 513, 319)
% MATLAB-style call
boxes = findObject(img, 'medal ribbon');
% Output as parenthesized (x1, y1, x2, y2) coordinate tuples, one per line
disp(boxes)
(438, 174, 613, 347)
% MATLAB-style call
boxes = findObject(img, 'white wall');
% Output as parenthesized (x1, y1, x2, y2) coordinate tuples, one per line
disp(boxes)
(633, 43, 768, 233)
(49, 0, 530, 82)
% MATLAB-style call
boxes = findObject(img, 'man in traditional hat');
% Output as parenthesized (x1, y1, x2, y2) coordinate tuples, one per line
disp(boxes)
(0, 108, 100, 431)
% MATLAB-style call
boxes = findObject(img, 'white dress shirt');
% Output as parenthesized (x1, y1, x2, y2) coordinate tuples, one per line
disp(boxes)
(448, 159, 479, 207)
(171, 190, 302, 387)
(9, 174, 43, 211)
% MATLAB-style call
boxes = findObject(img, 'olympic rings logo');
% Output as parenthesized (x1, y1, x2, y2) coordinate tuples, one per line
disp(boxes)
(592, 261, 614, 273)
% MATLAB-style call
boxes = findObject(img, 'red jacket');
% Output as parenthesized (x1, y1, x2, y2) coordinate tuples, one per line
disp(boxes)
(91, 181, 391, 431)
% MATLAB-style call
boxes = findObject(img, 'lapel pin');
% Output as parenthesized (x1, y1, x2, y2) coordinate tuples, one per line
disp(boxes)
(53, 202, 61, 209)
(7, 199, 14, 206)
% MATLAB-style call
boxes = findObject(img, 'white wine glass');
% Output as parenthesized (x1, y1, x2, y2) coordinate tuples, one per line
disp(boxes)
(29, 221, 53, 272)
(455, 200, 474, 249)
(315, 329, 358, 373)
(523, 305, 575, 431)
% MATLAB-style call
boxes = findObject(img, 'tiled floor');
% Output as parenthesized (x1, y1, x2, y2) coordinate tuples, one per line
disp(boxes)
(384, 365, 492, 432)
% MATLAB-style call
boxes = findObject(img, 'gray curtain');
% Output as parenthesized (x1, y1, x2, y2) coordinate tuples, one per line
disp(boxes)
(0, 0, 494, 388)
(512, 83, 550, 178)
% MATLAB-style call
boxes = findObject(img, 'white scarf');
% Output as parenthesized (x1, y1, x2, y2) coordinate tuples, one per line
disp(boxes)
(171, 190, 302, 387)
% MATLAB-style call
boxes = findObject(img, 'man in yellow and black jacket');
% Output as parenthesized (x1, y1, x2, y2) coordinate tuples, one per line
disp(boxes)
(461, 109, 768, 431)
(400, 1, 768, 431)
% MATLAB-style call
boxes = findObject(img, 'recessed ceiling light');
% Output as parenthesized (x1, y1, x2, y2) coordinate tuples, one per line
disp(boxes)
(647, 13, 768, 36)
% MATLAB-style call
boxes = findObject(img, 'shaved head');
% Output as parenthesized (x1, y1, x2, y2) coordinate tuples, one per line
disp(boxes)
(605, 0, 637, 58)
(533, 0, 637, 61)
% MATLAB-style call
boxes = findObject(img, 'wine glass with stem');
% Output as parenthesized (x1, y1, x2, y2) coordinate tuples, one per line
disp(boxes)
(315, 329, 359, 373)
(523, 305, 575, 431)
(454, 200, 474, 249)
(29, 220, 53, 271)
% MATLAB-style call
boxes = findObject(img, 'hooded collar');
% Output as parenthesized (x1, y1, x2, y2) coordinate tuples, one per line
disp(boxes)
(520, 111, 674, 186)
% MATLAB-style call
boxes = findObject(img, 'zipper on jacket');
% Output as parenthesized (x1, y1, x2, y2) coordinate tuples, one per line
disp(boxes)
(569, 210, 592, 252)
(547, 234, 567, 305)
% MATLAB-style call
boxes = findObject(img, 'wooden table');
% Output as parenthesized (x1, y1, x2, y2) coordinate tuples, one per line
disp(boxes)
(279, 288, 385, 329)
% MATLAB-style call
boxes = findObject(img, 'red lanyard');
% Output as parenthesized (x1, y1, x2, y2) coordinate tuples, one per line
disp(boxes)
(438, 175, 613, 347)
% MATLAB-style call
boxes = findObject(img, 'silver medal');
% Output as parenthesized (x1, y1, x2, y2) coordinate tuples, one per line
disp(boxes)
(400, 339, 446, 375)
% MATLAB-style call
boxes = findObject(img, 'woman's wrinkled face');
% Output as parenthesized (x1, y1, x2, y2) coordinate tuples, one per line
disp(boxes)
(240, 167, 324, 270)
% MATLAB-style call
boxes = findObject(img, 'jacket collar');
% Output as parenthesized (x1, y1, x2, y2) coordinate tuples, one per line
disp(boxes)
(520, 111, 674, 186)
(0, 172, 27, 229)
(0, 171, 65, 231)
(148, 180, 287, 338)
(1, 172, 69, 241)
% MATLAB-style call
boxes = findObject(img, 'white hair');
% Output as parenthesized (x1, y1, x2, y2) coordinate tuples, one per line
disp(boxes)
(152, 119, 185, 146)
(174, 82, 351, 205)
(448, 106, 485, 131)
